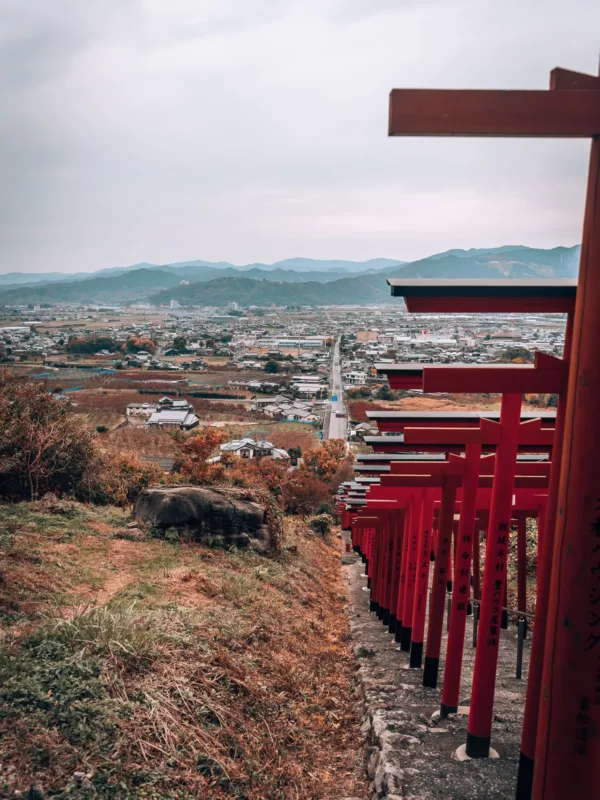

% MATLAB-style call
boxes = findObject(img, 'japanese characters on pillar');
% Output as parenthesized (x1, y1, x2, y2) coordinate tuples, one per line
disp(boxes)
(423, 481, 456, 688)
(410, 490, 434, 668)
(401, 492, 421, 650)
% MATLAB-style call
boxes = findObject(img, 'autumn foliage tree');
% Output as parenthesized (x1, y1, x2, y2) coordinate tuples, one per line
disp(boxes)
(0, 372, 97, 500)
(125, 336, 157, 355)
(82, 452, 163, 506)
(66, 335, 118, 354)
(0, 371, 166, 505)
(303, 439, 350, 481)
(178, 427, 226, 483)
(283, 439, 353, 515)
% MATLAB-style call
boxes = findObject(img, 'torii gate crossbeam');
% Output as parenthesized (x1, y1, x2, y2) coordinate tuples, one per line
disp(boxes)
(386, 63, 600, 800)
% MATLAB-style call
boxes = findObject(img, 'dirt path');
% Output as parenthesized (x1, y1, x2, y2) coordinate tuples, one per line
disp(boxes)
(343, 538, 530, 799)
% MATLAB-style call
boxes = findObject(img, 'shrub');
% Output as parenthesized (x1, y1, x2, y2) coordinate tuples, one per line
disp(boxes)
(66, 334, 118, 354)
(316, 502, 335, 518)
(124, 336, 156, 355)
(178, 427, 226, 484)
(309, 515, 332, 537)
(0, 371, 96, 500)
(80, 452, 163, 506)
(303, 439, 352, 481)
(282, 472, 331, 516)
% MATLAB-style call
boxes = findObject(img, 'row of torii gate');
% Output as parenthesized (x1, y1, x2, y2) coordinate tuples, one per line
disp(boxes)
(338, 63, 600, 799)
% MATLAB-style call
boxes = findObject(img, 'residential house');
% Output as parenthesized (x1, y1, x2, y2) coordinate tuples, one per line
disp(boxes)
(220, 438, 290, 460)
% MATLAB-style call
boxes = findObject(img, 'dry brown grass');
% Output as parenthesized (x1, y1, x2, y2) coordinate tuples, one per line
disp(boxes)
(0, 507, 366, 798)
(105, 426, 179, 458)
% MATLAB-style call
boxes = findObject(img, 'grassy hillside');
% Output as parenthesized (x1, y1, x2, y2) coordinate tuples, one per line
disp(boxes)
(0, 269, 182, 304)
(0, 502, 366, 798)
(385, 245, 580, 280)
(149, 274, 394, 307)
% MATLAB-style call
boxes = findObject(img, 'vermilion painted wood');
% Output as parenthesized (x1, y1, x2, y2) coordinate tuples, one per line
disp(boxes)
(534, 137, 600, 799)
(472, 526, 481, 601)
(423, 480, 457, 688)
(410, 489, 435, 667)
(364, 440, 552, 455)
(401, 295, 575, 314)
(396, 500, 413, 632)
(389, 460, 550, 477)
(366, 485, 547, 510)
(388, 88, 600, 137)
(518, 315, 574, 797)
(400, 491, 423, 649)
(389, 509, 406, 630)
(517, 515, 528, 618)
(382, 475, 549, 490)
(467, 394, 523, 757)
(373, 515, 386, 609)
(420, 363, 566, 395)
(367, 411, 556, 432)
(550, 67, 600, 90)
(441, 443, 482, 715)
(384, 513, 398, 617)
(363, 441, 464, 454)
(402, 423, 555, 447)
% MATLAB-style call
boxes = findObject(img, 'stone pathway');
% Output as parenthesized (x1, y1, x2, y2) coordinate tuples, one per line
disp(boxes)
(342, 545, 531, 799)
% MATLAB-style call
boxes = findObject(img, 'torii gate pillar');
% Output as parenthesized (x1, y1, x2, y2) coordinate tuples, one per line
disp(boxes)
(533, 111, 600, 800)
(388, 63, 600, 796)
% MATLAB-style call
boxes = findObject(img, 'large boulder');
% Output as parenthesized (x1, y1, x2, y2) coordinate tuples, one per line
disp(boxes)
(134, 485, 272, 551)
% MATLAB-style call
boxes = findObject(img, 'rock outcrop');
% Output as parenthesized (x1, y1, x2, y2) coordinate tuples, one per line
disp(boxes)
(135, 485, 272, 551)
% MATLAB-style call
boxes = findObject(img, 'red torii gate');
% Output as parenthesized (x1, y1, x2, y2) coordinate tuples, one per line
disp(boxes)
(386, 62, 600, 799)
(365, 409, 557, 433)
(380, 305, 570, 761)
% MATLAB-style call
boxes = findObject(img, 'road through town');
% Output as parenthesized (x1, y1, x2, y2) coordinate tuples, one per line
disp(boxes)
(325, 339, 347, 441)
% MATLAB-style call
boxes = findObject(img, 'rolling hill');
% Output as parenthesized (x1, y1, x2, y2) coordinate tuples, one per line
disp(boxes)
(0, 257, 404, 288)
(384, 245, 580, 280)
(0, 245, 580, 307)
(149, 275, 393, 307)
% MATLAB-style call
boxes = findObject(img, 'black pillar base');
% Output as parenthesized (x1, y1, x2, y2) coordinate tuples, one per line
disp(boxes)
(422, 656, 439, 688)
(361, 554, 367, 564)
(376, 605, 383, 620)
(388, 614, 397, 634)
(394, 621, 403, 643)
(381, 608, 390, 626)
(501, 609, 509, 629)
(400, 625, 412, 652)
(447, 580, 453, 593)
(465, 731, 491, 759)
(515, 751, 534, 800)
(409, 640, 423, 669)
(440, 702, 458, 718)
(430, 549, 436, 562)
(367, 577, 371, 590)
(369, 600, 378, 613)
(467, 601, 472, 616)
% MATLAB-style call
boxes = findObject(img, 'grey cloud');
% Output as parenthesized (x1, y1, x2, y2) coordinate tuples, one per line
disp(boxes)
(0, 0, 598, 272)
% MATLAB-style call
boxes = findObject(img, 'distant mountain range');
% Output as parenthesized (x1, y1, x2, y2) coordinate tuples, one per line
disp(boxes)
(0, 246, 580, 307)
(0, 257, 402, 288)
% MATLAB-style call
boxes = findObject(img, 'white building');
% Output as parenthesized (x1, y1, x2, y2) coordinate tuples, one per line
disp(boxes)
(220, 438, 290, 460)
(343, 371, 368, 386)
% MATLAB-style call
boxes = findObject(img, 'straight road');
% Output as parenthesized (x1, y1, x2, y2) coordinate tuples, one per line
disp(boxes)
(325, 339, 347, 441)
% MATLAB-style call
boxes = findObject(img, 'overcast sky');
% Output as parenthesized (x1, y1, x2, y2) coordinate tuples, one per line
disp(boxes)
(1, 0, 599, 273)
